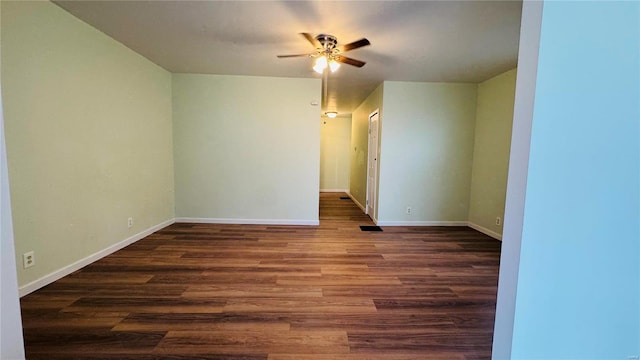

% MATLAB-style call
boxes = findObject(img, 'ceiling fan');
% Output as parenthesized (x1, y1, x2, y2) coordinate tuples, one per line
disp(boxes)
(277, 33, 370, 73)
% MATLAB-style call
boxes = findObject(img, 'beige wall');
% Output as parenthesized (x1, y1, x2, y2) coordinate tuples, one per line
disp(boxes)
(1, 1, 175, 288)
(0, 0, 26, 353)
(349, 83, 383, 210)
(377, 81, 477, 225)
(348, 74, 516, 234)
(320, 115, 351, 192)
(468, 69, 517, 239)
(172, 74, 321, 224)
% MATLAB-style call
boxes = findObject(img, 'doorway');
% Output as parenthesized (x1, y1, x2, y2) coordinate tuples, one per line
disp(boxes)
(366, 109, 379, 221)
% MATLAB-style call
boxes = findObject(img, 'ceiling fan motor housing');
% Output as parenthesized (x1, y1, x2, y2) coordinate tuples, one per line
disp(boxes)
(316, 34, 338, 52)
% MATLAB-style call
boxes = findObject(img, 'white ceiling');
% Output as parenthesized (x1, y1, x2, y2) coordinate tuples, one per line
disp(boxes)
(54, 0, 522, 115)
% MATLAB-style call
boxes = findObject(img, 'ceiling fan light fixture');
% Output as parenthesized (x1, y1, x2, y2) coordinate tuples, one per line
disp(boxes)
(329, 59, 340, 72)
(325, 112, 338, 118)
(313, 56, 328, 73)
(278, 33, 370, 72)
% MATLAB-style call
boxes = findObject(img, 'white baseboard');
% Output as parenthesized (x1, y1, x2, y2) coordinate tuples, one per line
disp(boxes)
(320, 189, 349, 193)
(346, 192, 367, 213)
(19, 218, 175, 297)
(467, 221, 503, 240)
(376, 220, 468, 227)
(175, 218, 319, 226)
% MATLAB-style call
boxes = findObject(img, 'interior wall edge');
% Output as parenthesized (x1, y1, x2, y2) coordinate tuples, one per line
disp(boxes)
(491, 0, 544, 357)
(467, 221, 503, 240)
(347, 192, 366, 214)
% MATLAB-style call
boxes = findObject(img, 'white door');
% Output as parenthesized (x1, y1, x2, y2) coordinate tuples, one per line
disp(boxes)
(366, 110, 379, 219)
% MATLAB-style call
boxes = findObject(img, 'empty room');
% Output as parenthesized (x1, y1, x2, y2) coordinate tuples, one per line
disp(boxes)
(1, 1, 638, 359)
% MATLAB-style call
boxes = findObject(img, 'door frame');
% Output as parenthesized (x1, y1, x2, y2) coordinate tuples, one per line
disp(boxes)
(366, 109, 379, 222)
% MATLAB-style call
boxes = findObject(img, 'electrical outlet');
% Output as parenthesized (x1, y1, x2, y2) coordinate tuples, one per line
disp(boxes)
(406, 206, 412, 215)
(127, 217, 133, 228)
(23, 251, 35, 269)
(496, 217, 502, 226)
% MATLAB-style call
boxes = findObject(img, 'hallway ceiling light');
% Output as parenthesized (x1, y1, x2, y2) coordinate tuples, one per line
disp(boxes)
(325, 112, 338, 118)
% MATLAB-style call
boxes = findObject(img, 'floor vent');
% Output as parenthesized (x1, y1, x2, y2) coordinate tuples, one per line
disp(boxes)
(360, 225, 383, 232)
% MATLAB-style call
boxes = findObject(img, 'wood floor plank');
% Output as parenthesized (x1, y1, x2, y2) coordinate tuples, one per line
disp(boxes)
(321, 284, 457, 298)
(36, 355, 267, 360)
(24, 329, 165, 355)
(182, 285, 323, 298)
(155, 330, 350, 355)
(347, 331, 493, 353)
(20, 192, 501, 359)
(21, 311, 127, 329)
(223, 297, 377, 313)
(20, 294, 80, 310)
(277, 274, 402, 286)
(54, 272, 154, 284)
(62, 297, 226, 314)
(32, 283, 189, 298)
(268, 354, 465, 360)
(114, 312, 292, 332)
(287, 313, 455, 331)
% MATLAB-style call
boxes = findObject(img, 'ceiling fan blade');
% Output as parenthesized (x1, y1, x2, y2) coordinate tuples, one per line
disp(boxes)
(337, 38, 370, 53)
(300, 32, 320, 48)
(334, 55, 366, 68)
(277, 54, 313, 58)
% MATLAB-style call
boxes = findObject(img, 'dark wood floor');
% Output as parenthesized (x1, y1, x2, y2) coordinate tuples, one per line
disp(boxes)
(20, 192, 501, 359)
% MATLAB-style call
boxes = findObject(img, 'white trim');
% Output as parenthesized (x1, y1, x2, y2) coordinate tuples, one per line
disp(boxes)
(347, 192, 367, 213)
(492, 1, 543, 356)
(19, 218, 175, 297)
(319, 189, 349, 193)
(467, 222, 503, 240)
(366, 109, 380, 217)
(174, 218, 319, 226)
(376, 220, 468, 227)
